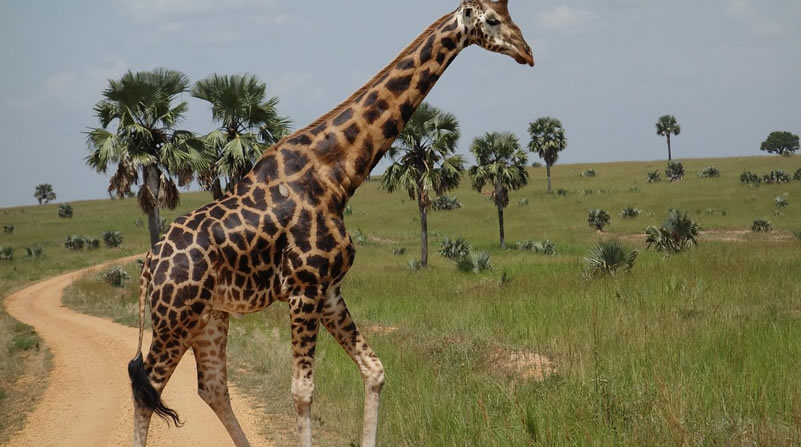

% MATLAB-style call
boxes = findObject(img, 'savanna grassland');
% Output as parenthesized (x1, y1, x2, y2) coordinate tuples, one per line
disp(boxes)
(4, 155, 801, 446)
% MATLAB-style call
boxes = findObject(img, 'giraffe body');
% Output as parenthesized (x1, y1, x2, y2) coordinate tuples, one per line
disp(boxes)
(130, 1, 533, 446)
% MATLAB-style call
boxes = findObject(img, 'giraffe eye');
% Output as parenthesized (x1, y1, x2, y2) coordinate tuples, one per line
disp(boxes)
(486, 17, 500, 26)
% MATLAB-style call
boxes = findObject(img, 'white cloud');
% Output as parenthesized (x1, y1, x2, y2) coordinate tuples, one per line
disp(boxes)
(536, 6, 599, 33)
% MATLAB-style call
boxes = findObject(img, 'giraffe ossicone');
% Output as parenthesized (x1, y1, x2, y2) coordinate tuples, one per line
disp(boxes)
(129, 1, 533, 446)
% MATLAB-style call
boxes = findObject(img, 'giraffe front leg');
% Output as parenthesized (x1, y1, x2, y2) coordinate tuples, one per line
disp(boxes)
(321, 288, 385, 447)
(289, 294, 321, 447)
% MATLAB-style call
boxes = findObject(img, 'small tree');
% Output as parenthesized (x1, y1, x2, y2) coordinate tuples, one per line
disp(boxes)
(58, 204, 73, 219)
(665, 161, 685, 180)
(584, 240, 638, 277)
(700, 167, 720, 178)
(647, 170, 661, 183)
(645, 209, 699, 253)
(528, 117, 567, 193)
(656, 115, 681, 161)
(470, 131, 529, 248)
(760, 131, 800, 156)
(588, 209, 611, 231)
(34, 184, 56, 205)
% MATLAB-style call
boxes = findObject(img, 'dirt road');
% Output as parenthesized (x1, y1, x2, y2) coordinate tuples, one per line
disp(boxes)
(5, 258, 274, 446)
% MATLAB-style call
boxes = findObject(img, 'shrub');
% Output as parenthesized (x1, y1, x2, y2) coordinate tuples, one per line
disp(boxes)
(582, 169, 596, 177)
(740, 170, 761, 184)
(645, 209, 699, 253)
(352, 228, 368, 245)
(432, 196, 463, 211)
(158, 217, 170, 235)
(775, 196, 789, 209)
(532, 162, 543, 168)
(751, 218, 772, 233)
(665, 161, 685, 180)
(0, 246, 13, 261)
(763, 169, 790, 184)
(516, 240, 557, 255)
(102, 231, 123, 248)
(647, 170, 661, 183)
(794, 168, 801, 181)
(584, 240, 638, 277)
(518, 198, 529, 206)
(64, 235, 85, 250)
(793, 230, 801, 243)
(406, 259, 422, 272)
(621, 207, 641, 219)
(25, 247, 43, 259)
(556, 188, 569, 196)
(3, 224, 13, 233)
(58, 203, 73, 218)
(457, 252, 492, 273)
(439, 237, 471, 260)
(101, 265, 130, 287)
(343, 206, 353, 216)
(392, 246, 406, 256)
(587, 209, 611, 231)
(700, 166, 720, 178)
(86, 238, 100, 250)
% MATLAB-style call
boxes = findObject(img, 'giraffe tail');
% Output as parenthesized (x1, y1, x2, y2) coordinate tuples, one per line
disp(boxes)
(128, 253, 183, 427)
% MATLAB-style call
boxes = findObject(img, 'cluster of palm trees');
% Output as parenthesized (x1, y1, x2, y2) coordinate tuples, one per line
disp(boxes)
(381, 103, 569, 265)
(85, 68, 291, 245)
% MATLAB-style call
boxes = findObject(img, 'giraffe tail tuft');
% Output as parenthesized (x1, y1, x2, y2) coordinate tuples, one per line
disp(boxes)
(128, 352, 183, 427)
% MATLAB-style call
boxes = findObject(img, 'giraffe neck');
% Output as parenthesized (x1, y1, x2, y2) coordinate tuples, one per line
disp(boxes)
(266, 10, 468, 199)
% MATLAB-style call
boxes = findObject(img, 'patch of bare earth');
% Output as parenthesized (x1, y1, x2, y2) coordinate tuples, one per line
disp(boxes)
(490, 348, 556, 382)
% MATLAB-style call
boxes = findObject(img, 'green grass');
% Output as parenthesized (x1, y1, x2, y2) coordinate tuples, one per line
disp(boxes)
(7, 155, 801, 445)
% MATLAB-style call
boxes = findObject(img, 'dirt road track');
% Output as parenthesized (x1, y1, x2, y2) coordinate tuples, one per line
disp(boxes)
(5, 258, 274, 446)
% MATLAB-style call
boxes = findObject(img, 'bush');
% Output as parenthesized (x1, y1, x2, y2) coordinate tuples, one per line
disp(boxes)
(439, 237, 471, 260)
(0, 246, 13, 261)
(763, 169, 790, 184)
(392, 246, 406, 256)
(58, 203, 73, 218)
(700, 166, 720, 178)
(102, 231, 123, 248)
(457, 252, 492, 273)
(64, 235, 85, 250)
(101, 265, 130, 287)
(751, 218, 772, 233)
(406, 259, 422, 272)
(794, 168, 801, 181)
(645, 209, 699, 254)
(3, 224, 13, 233)
(432, 196, 463, 211)
(158, 217, 170, 235)
(556, 188, 569, 196)
(582, 169, 596, 177)
(740, 171, 761, 184)
(343, 206, 353, 216)
(793, 230, 801, 243)
(86, 238, 100, 249)
(775, 196, 789, 209)
(587, 209, 611, 231)
(516, 240, 557, 255)
(352, 228, 368, 245)
(518, 198, 529, 206)
(584, 240, 638, 277)
(532, 162, 543, 168)
(647, 170, 661, 183)
(25, 247, 43, 259)
(665, 161, 685, 180)
(621, 207, 641, 219)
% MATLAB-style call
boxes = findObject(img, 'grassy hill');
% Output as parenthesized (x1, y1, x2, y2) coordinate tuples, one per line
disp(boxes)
(2, 155, 801, 445)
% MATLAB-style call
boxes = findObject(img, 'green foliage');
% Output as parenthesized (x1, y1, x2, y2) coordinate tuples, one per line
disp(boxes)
(581, 169, 596, 177)
(516, 239, 557, 255)
(432, 196, 463, 211)
(646, 170, 661, 183)
(2, 225, 13, 233)
(794, 168, 801, 181)
(518, 198, 529, 206)
(391, 246, 406, 256)
(470, 132, 529, 208)
(751, 218, 773, 233)
(583, 239, 638, 277)
(620, 206, 641, 219)
(24, 247, 43, 259)
(64, 235, 99, 250)
(102, 231, 123, 248)
(33, 184, 56, 205)
(0, 246, 13, 261)
(762, 169, 790, 184)
(645, 209, 699, 253)
(352, 228, 368, 245)
(700, 166, 720, 178)
(656, 115, 681, 160)
(57, 204, 73, 219)
(665, 161, 685, 180)
(158, 217, 170, 235)
(740, 170, 761, 184)
(775, 196, 788, 209)
(760, 130, 800, 156)
(406, 259, 422, 272)
(531, 161, 542, 168)
(439, 237, 471, 260)
(343, 206, 353, 216)
(587, 209, 611, 231)
(101, 265, 131, 287)
(556, 188, 569, 196)
(456, 252, 492, 273)
(528, 117, 567, 193)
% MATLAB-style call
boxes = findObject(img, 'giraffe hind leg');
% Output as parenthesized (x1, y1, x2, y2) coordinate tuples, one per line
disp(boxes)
(129, 352, 182, 427)
(192, 311, 251, 447)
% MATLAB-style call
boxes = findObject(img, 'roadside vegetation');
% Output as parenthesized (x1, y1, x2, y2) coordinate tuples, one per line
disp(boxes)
(7, 155, 795, 446)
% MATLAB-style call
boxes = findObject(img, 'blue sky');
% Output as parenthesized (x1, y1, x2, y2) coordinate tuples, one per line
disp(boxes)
(1, 0, 800, 207)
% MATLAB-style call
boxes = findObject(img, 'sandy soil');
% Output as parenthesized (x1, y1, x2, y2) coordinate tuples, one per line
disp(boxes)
(5, 257, 275, 447)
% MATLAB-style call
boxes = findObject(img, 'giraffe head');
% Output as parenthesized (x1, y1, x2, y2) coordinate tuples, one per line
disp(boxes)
(459, 0, 534, 66)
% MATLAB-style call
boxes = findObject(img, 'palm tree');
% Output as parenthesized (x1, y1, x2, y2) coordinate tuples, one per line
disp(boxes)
(469, 132, 529, 249)
(381, 103, 465, 267)
(528, 117, 567, 193)
(34, 184, 56, 205)
(191, 74, 292, 199)
(86, 68, 209, 247)
(656, 115, 681, 161)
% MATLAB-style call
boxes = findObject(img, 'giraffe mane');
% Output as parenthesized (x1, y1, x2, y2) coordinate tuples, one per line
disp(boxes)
(295, 10, 458, 135)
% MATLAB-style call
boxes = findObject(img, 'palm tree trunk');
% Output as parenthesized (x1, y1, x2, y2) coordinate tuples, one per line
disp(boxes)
(497, 205, 505, 249)
(143, 165, 162, 247)
(546, 163, 553, 194)
(418, 190, 429, 267)
(667, 135, 672, 161)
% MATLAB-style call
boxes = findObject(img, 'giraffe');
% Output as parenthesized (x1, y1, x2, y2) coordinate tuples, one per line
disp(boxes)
(128, 1, 533, 446)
